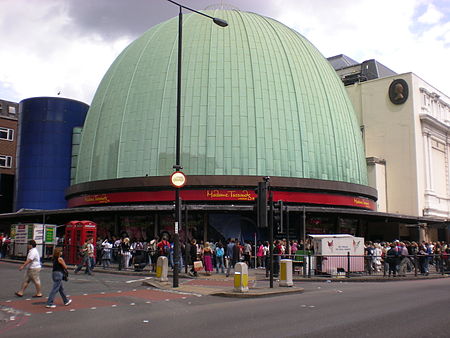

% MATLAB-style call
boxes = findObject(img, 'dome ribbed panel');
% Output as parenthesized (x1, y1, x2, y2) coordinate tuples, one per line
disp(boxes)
(75, 10, 367, 185)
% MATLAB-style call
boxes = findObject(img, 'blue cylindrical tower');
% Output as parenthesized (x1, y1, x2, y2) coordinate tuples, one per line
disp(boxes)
(15, 97, 89, 210)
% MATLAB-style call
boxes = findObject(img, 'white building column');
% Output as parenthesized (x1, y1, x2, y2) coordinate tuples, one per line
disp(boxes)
(423, 132, 433, 193)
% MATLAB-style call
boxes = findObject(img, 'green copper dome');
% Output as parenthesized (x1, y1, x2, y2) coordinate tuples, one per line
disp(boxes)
(75, 10, 367, 185)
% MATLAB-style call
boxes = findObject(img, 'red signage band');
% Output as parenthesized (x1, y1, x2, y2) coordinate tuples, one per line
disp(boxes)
(67, 189, 376, 210)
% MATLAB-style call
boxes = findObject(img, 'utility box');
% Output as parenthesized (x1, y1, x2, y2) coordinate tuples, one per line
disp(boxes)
(11, 223, 57, 258)
(309, 234, 364, 274)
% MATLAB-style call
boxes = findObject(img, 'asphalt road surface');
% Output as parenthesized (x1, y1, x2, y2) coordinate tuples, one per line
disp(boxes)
(1, 261, 449, 338)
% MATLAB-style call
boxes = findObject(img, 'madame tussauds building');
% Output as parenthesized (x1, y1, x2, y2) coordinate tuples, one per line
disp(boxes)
(64, 9, 385, 242)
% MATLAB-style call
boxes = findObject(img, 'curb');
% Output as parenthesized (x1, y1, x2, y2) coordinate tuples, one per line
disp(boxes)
(211, 287, 305, 298)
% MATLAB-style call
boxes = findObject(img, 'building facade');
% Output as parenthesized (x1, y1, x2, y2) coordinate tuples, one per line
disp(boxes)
(0, 99, 19, 213)
(15, 97, 89, 210)
(331, 55, 450, 241)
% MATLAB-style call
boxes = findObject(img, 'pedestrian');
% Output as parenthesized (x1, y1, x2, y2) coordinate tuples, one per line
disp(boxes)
(243, 240, 252, 268)
(189, 238, 198, 277)
(45, 247, 72, 308)
(121, 237, 132, 268)
(215, 243, 225, 273)
(157, 236, 171, 257)
(373, 243, 383, 272)
(386, 243, 399, 277)
(418, 242, 430, 276)
(398, 242, 412, 276)
(74, 238, 93, 275)
(147, 237, 158, 272)
(225, 238, 236, 277)
(0, 233, 4, 258)
(273, 240, 282, 277)
(101, 238, 112, 268)
(256, 241, 264, 268)
(203, 242, 214, 276)
(15, 239, 43, 298)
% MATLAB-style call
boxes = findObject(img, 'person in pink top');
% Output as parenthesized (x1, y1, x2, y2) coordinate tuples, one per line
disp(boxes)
(256, 241, 265, 268)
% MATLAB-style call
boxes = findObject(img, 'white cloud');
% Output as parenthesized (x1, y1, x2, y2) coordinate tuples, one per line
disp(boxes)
(0, 0, 449, 103)
(275, 0, 450, 96)
(418, 3, 444, 24)
(0, 0, 131, 104)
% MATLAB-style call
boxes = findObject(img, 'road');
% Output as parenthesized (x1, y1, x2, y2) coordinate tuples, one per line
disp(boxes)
(1, 261, 449, 337)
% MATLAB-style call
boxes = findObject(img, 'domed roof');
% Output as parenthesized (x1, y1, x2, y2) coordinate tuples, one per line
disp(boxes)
(75, 10, 367, 186)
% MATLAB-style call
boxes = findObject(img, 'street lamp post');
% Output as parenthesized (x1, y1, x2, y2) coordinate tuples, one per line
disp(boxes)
(166, 0, 228, 288)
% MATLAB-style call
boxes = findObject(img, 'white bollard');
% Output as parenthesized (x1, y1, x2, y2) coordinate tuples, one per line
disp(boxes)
(234, 262, 249, 292)
(279, 259, 293, 287)
(156, 256, 169, 282)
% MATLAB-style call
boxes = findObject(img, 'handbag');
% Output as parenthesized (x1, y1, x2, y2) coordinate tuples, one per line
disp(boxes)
(62, 269, 69, 281)
(193, 260, 203, 272)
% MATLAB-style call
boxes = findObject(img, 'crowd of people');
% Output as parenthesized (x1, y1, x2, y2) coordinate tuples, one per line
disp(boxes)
(364, 240, 450, 276)
(87, 236, 309, 277)
(4, 231, 450, 278)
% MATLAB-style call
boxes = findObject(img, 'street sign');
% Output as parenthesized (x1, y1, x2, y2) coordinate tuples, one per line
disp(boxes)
(170, 171, 187, 188)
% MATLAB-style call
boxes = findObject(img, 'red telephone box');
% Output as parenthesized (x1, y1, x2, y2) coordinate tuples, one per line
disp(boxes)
(64, 220, 97, 264)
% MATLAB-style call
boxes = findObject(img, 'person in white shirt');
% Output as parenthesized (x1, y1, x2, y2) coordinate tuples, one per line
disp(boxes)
(15, 240, 42, 297)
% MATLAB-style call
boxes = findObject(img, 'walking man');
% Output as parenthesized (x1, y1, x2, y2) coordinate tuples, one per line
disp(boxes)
(74, 238, 94, 275)
(15, 240, 43, 297)
(225, 238, 236, 277)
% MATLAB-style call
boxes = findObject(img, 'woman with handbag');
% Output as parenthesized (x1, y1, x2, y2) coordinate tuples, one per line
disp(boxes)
(203, 242, 214, 276)
(45, 247, 72, 308)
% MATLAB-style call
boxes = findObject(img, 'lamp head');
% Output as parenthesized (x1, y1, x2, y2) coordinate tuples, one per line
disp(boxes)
(213, 17, 228, 27)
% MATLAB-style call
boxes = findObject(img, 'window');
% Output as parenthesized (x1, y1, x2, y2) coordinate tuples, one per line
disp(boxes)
(0, 155, 12, 168)
(8, 106, 16, 114)
(0, 127, 14, 141)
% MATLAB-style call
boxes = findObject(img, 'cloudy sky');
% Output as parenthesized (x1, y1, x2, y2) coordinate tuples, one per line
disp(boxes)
(0, 0, 449, 104)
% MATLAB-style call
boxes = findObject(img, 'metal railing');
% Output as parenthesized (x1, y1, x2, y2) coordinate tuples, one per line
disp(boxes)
(275, 252, 449, 278)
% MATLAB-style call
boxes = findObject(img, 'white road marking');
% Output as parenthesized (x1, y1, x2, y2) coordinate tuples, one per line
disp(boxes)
(126, 277, 152, 284)
(90, 307, 96, 310)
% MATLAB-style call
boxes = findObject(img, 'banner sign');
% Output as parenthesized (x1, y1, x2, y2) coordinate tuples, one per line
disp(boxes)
(68, 189, 376, 210)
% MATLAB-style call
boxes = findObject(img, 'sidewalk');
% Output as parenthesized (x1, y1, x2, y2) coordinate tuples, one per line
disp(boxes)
(143, 268, 305, 298)
(3, 258, 448, 298)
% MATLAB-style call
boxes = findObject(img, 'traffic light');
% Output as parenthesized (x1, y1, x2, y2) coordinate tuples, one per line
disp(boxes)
(273, 200, 284, 232)
(256, 181, 268, 228)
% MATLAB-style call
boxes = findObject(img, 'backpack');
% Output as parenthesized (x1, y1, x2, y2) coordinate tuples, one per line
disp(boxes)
(216, 247, 224, 257)
(161, 241, 170, 256)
